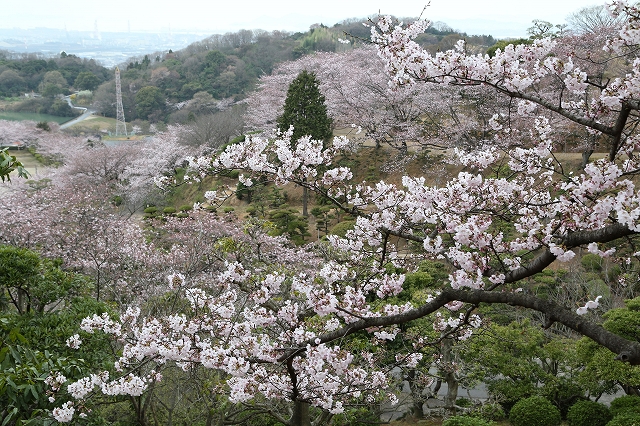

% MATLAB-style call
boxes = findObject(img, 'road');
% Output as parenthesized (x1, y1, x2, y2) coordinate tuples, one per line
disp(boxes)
(60, 96, 96, 129)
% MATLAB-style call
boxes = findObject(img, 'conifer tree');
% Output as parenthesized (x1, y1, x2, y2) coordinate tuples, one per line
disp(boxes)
(277, 70, 332, 217)
(277, 70, 332, 143)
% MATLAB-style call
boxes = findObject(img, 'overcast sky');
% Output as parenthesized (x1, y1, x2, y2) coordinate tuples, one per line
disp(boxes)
(1, 0, 603, 38)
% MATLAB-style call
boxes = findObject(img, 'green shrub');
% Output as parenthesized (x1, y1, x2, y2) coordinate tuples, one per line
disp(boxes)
(541, 378, 585, 418)
(471, 403, 505, 421)
(581, 253, 604, 271)
(509, 396, 561, 426)
(457, 398, 473, 408)
(36, 121, 50, 131)
(236, 181, 251, 200)
(111, 195, 123, 206)
(329, 407, 380, 426)
(221, 169, 240, 179)
(144, 206, 158, 214)
(179, 204, 193, 212)
(606, 412, 640, 426)
(566, 400, 612, 426)
(223, 207, 235, 213)
(163, 207, 176, 214)
(442, 415, 494, 426)
(488, 379, 535, 414)
(329, 220, 355, 238)
(610, 395, 640, 417)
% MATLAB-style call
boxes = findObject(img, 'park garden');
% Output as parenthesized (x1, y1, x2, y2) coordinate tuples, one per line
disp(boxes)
(2, 2, 640, 425)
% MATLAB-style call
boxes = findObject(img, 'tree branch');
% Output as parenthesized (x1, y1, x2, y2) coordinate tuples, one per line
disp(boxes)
(304, 287, 640, 365)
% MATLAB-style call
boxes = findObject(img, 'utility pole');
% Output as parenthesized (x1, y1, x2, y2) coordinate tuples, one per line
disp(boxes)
(115, 67, 127, 137)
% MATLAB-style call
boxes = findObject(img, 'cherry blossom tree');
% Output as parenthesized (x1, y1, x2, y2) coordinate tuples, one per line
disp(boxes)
(568, 4, 626, 35)
(119, 125, 200, 213)
(245, 48, 495, 153)
(0, 180, 160, 303)
(0, 120, 41, 146)
(47, 211, 402, 424)
(45, 2, 640, 423)
(0, 124, 198, 302)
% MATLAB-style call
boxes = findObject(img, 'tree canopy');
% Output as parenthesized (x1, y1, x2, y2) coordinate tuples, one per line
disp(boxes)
(277, 70, 332, 142)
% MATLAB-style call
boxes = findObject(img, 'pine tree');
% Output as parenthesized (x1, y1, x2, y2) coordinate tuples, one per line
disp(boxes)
(277, 70, 332, 143)
(277, 70, 332, 217)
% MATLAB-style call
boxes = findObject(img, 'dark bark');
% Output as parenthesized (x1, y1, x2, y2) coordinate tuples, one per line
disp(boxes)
(290, 401, 311, 426)
(294, 287, 640, 366)
(407, 369, 425, 418)
(581, 148, 594, 169)
(441, 337, 458, 413)
(302, 185, 308, 217)
(130, 395, 151, 426)
(500, 223, 634, 285)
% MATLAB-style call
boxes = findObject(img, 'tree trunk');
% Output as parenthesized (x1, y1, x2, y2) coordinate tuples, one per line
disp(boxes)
(302, 186, 308, 217)
(95, 269, 101, 301)
(406, 369, 425, 418)
(290, 401, 312, 426)
(130, 395, 151, 426)
(621, 383, 640, 396)
(441, 337, 459, 414)
(17, 288, 25, 314)
(581, 148, 594, 169)
(444, 376, 459, 414)
(400, 140, 408, 156)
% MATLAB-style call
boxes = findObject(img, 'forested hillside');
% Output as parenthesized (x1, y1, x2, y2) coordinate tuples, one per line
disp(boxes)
(1, 17, 496, 126)
(98, 19, 494, 125)
(0, 52, 110, 117)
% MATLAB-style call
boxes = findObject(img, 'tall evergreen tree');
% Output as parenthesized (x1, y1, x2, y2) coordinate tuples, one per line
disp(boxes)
(277, 70, 332, 143)
(277, 70, 332, 217)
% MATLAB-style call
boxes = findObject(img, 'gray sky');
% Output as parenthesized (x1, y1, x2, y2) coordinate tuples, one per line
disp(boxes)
(1, 0, 602, 38)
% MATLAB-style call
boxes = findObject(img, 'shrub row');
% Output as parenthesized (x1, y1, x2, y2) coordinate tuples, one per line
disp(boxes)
(445, 395, 640, 426)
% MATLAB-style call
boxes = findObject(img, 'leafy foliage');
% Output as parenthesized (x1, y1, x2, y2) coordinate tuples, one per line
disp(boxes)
(73, 71, 100, 91)
(470, 403, 505, 422)
(0, 149, 28, 182)
(442, 416, 495, 426)
(509, 396, 561, 426)
(277, 70, 332, 142)
(0, 246, 113, 425)
(0, 341, 83, 426)
(566, 400, 612, 426)
(609, 395, 640, 417)
(606, 412, 640, 426)
(267, 204, 311, 245)
(576, 298, 640, 395)
(0, 245, 90, 314)
(135, 86, 165, 122)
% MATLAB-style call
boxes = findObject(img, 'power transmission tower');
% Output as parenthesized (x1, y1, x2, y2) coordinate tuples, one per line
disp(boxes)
(115, 67, 127, 137)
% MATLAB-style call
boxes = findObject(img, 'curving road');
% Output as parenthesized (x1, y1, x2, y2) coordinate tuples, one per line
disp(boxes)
(60, 96, 96, 129)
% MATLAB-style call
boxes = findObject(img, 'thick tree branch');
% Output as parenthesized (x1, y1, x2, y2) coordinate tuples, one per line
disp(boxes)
(503, 222, 636, 284)
(305, 287, 640, 365)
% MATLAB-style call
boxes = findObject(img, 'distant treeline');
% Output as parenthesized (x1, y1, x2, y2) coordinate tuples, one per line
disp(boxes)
(0, 17, 497, 123)
(0, 51, 110, 98)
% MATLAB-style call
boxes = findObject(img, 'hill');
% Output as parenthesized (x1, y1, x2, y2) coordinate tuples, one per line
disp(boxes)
(0, 17, 498, 134)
